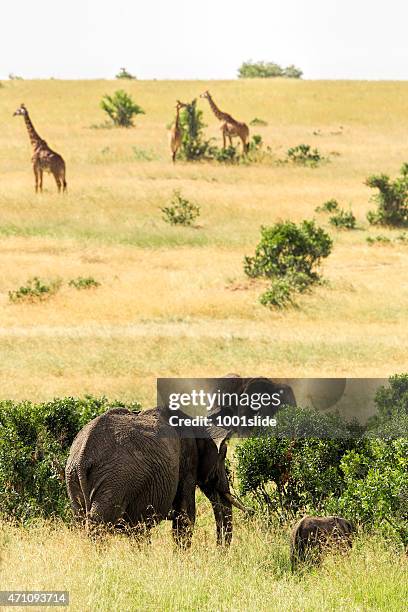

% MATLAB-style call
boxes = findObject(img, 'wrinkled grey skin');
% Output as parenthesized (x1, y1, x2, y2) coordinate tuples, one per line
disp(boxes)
(65, 406, 240, 547)
(290, 515, 354, 570)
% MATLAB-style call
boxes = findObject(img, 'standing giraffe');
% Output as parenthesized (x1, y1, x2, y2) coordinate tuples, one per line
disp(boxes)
(200, 91, 249, 152)
(169, 100, 188, 163)
(13, 103, 67, 193)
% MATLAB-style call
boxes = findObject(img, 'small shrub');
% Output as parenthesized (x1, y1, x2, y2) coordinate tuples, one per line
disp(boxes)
(100, 90, 145, 128)
(238, 60, 302, 79)
(250, 117, 268, 126)
(161, 190, 200, 226)
(329, 209, 356, 230)
(8, 73, 23, 80)
(366, 164, 408, 227)
(132, 147, 158, 161)
(115, 67, 137, 80)
(9, 277, 61, 303)
(287, 144, 326, 167)
(179, 99, 211, 161)
(68, 277, 100, 290)
(315, 199, 339, 213)
(366, 235, 391, 245)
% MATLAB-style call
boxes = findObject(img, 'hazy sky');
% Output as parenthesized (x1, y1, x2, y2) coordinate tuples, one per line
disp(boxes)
(1, 0, 408, 80)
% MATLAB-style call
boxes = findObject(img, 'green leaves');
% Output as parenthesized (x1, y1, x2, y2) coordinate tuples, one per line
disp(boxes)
(366, 164, 408, 226)
(100, 90, 145, 127)
(0, 396, 141, 522)
(244, 220, 332, 307)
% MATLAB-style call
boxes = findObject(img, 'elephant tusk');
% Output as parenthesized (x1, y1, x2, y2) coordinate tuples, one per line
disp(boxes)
(221, 491, 251, 513)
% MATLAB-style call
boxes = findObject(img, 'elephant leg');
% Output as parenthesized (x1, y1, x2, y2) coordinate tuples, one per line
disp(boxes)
(172, 484, 196, 548)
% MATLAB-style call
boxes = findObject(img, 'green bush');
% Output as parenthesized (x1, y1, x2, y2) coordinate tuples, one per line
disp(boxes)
(366, 164, 408, 227)
(68, 277, 100, 290)
(238, 60, 302, 79)
(329, 208, 357, 230)
(100, 90, 145, 127)
(179, 99, 211, 161)
(315, 199, 339, 213)
(286, 144, 326, 167)
(0, 396, 141, 522)
(161, 190, 200, 226)
(115, 67, 137, 80)
(9, 277, 61, 303)
(244, 221, 332, 282)
(244, 221, 332, 308)
(235, 405, 360, 519)
(366, 235, 392, 245)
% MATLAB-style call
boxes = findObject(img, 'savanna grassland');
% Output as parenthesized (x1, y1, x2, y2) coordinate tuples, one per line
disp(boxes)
(1, 80, 408, 611)
(1, 80, 408, 405)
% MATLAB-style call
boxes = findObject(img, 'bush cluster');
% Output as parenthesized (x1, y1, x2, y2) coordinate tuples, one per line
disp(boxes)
(244, 221, 332, 307)
(0, 396, 141, 522)
(235, 374, 408, 549)
(100, 90, 145, 128)
(286, 144, 326, 167)
(238, 60, 302, 79)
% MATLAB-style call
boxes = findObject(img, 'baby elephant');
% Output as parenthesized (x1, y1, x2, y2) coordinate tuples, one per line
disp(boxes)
(290, 515, 354, 570)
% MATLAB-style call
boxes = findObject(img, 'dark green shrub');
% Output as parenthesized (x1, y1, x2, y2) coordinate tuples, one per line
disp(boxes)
(330, 438, 408, 548)
(287, 144, 326, 167)
(100, 90, 145, 127)
(9, 277, 61, 303)
(115, 67, 137, 80)
(315, 199, 339, 213)
(161, 190, 200, 226)
(0, 396, 141, 521)
(238, 60, 302, 79)
(244, 221, 332, 281)
(245, 221, 332, 308)
(179, 99, 211, 161)
(68, 277, 100, 290)
(235, 405, 360, 518)
(366, 164, 408, 226)
(329, 208, 356, 229)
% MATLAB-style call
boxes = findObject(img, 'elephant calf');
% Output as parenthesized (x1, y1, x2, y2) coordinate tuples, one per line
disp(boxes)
(290, 515, 354, 570)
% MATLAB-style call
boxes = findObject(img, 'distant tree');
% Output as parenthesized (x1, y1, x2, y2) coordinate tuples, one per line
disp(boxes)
(116, 67, 137, 80)
(238, 60, 302, 79)
(283, 64, 303, 79)
(100, 90, 145, 127)
(8, 73, 23, 80)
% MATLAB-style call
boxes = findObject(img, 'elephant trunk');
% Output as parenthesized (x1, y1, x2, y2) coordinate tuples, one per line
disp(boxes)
(220, 491, 252, 513)
(203, 488, 233, 545)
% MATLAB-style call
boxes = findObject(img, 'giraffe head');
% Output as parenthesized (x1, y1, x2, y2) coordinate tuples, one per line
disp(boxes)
(200, 90, 211, 100)
(176, 100, 188, 111)
(13, 103, 28, 117)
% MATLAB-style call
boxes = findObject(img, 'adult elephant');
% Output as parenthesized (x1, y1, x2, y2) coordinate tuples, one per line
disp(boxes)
(65, 405, 247, 547)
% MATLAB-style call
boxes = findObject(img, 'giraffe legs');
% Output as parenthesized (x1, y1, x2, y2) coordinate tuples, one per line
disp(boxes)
(33, 165, 40, 193)
(38, 169, 43, 192)
(53, 172, 62, 193)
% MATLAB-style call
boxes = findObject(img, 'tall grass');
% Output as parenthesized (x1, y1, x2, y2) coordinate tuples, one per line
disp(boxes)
(0, 517, 406, 611)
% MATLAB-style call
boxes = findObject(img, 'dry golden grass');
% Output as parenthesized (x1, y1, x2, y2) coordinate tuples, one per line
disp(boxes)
(1, 79, 408, 403)
(0, 517, 406, 612)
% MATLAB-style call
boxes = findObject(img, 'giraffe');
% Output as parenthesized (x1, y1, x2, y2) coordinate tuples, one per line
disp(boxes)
(200, 91, 249, 152)
(169, 100, 188, 163)
(13, 103, 67, 193)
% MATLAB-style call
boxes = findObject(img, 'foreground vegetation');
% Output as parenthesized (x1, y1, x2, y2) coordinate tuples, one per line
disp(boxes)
(0, 519, 406, 611)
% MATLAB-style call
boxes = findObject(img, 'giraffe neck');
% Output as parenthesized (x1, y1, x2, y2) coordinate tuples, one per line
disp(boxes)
(23, 112, 44, 148)
(175, 107, 181, 130)
(207, 94, 233, 123)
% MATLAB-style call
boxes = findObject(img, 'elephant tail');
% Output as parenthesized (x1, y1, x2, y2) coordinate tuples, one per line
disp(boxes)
(77, 465, 91, 526)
